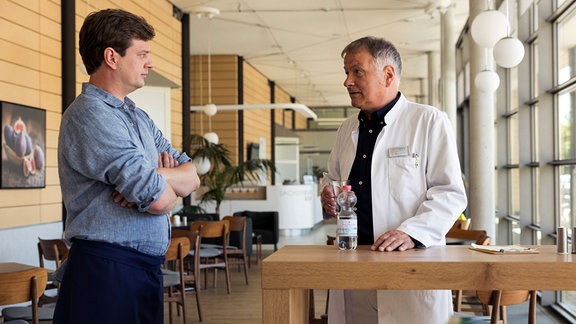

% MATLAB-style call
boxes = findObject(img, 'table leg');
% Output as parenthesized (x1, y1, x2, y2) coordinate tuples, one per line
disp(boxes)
(263, 288, 309, 324)
(256, 234, 262, 265)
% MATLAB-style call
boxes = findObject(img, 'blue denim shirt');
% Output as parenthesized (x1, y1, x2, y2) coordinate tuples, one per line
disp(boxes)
(58, 83, 191, 256)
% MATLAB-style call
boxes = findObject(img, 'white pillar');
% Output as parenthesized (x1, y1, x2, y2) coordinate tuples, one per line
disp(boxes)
(427, 51, 439, 107)
(419, 78, 426, 104)
(469, 0, 495, 238)
(440, 2, 457, 135)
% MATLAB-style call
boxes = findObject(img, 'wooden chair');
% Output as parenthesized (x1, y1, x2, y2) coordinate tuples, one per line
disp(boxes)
(190, 220, 232, 294)
(446, 228, 490, 246)
(476, 290, 537, 324)
(37, 237, 69, 305)
(171, 229, 203, 321)
(451, 218, 471, 231)
(163, 236, 190, 324)
(0, 264, 48, 324)
(222, 216, 249, 285)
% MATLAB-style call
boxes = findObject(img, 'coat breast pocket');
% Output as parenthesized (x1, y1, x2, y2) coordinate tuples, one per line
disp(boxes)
(387, 156, 426, 200)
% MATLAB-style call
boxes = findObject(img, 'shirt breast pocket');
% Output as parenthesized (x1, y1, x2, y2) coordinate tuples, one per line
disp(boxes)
(387, 156, 425, 200)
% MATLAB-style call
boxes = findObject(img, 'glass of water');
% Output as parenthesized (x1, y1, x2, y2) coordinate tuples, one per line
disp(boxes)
(322, 172, 349, 213)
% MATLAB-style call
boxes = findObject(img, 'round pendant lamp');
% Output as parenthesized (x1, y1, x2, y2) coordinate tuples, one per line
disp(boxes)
(474, 70, 500, 92)
(471, 10, 508, 48)
(203, 131, 219, 144)
(203, 103, 218, 116)
(193, 157, 211, 175)
(493, 37, 525, 68)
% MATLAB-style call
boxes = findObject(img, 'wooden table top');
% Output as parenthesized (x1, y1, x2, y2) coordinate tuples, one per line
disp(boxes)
(262, 245, 576, 291)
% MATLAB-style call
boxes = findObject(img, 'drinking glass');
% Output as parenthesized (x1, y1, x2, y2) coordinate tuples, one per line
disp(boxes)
(322, 172, 349, 214)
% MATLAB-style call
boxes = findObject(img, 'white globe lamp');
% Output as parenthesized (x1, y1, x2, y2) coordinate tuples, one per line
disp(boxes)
(203, 103, 217, 116)
(493, 37, 525, 68)
(474, 70, 500, 92)
(204, 132, 219, 144)
(193, 157, 211, 175)
(471, 10, 508, 48)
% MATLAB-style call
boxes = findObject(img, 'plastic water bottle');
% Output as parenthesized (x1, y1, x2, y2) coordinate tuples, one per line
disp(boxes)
(336, 185, 357, 250)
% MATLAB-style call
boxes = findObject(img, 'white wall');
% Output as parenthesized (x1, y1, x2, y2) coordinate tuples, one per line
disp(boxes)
(130, 86, 172, 138)
(0, 222, 63, 267)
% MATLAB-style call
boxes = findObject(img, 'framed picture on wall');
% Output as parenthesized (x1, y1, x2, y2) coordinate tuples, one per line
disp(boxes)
(1, 101, 46, 189)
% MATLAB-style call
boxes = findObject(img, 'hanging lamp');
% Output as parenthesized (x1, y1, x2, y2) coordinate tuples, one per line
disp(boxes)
(470, 0, 508, 48)
(493, 0, 525, 68)
(191, 6, 220, 145)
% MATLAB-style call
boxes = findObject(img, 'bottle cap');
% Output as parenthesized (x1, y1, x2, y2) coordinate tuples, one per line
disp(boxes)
(342, 185, 352, 191)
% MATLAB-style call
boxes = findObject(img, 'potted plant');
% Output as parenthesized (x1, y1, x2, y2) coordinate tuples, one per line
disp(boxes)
(184, 134, 276, 215)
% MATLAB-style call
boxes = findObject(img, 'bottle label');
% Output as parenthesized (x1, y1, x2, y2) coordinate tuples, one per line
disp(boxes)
(337, 219, 357, 236)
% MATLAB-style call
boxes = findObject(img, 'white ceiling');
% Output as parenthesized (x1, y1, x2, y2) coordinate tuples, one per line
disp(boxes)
(169, 0, 470, 107)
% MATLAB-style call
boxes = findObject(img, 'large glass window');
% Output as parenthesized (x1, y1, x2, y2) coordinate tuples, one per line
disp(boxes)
(530, 40, 539, 99)
(508, 112, 520, 218)
(558, 90, 576, 160)
(557, 8, 576, 84)
(556, 2, 576, 316)
(559, 165, 575, 228)
(510, 167, 521, 216)
(532, 105, 541, 226)
(509, 113, 519, 165)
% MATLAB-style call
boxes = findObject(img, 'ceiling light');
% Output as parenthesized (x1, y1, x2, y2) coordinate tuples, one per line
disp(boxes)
(193, 157, 211, 175)
(474, 70, 500, 92)
(189, 6, 220, 19)
(493, 37, 525, 68)
(471, 10, 508, 48)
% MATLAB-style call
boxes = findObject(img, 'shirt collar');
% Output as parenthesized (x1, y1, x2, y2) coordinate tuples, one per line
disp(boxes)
(357, 91, 401, 126)
(82, 82, 136, 110)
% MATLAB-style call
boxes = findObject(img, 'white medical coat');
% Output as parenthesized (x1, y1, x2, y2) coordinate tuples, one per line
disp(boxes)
(326, 94, 468, 324)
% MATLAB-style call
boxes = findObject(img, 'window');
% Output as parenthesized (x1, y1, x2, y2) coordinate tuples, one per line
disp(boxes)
(558, 90, 576, 160)
(557, 8, 576, 84)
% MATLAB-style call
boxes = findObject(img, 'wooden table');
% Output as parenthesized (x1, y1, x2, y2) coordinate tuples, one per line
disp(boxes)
(261, 245, 576, 324)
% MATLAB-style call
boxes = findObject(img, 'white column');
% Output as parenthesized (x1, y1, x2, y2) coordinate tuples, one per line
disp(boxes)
(427, 51, 439, 107)
(440, 2, 457, 134)
(469, 0, 495, 238)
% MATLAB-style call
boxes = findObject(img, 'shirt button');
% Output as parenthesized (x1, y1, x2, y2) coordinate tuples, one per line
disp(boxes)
(358, 181, 363, 185)
(362, 154, 367, 159)
(369, 129, 373, 133)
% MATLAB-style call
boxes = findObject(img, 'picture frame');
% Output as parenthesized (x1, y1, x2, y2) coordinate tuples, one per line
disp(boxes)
(1, 101, 46, 189)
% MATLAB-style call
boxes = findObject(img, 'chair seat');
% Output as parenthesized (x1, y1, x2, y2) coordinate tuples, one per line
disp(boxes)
(452, 313, 491, 323)
(201, 243, 238, 250)
(46, 270, 56, 282)
(2, 305, 55, 321)
(162, 271, 181, 288)
(189, 247, 221, 258)
(203, 243, 240, 251)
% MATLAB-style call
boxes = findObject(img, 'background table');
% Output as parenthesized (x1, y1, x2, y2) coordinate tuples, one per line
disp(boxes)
(261, 245, 576, 324)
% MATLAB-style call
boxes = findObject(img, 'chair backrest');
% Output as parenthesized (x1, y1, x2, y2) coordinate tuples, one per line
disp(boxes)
(190, 220, 230, 243)
(476, 290, 530, 306)
(446, 228, 491, 245)
(451, 219, 471, 231)
(165, 237, 191, 263)
(37, 238, 69, 269)
(222, 216, 248, 249)
(0, 264, 48, 324)
(233, 210, 279, 244)
(172, 229, 199, 246)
